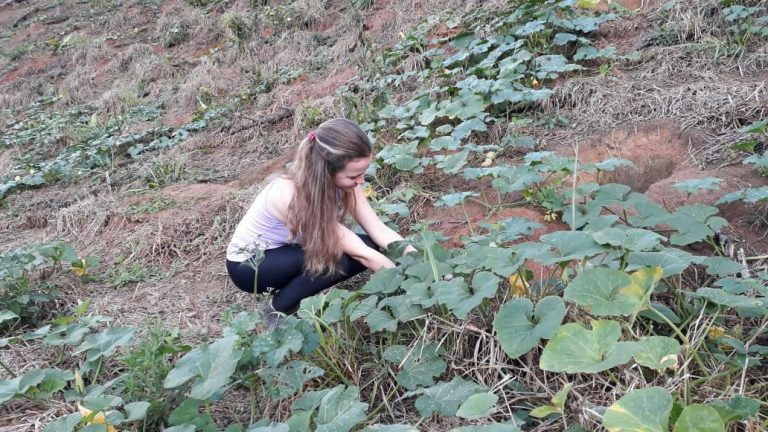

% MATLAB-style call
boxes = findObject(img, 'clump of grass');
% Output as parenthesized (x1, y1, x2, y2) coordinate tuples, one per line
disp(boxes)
(3, 43, 33, 62)
(118, 321, 190, 428)
(141, 155, 188, 189)
(106, 259, 162, 287)
(165, 21, 191, 48)
(126, 193, 178, 218)
(222, 12, 254, 43)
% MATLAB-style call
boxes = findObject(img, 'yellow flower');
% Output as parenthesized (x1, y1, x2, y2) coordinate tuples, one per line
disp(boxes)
(71, 259, 88, 277)
(508, 274, 529, 297)
(362, 184, 376, 198)
(77, 403, 117, 432)
(708, 326, 726, 340)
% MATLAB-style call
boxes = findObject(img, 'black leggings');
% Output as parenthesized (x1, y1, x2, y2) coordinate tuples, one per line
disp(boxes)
(226, 234, 376, 313)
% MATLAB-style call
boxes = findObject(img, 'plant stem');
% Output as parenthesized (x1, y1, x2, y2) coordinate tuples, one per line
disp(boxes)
(650, 306, 710, 376)
(0, 359, 16, 378)
(690, 367, 741, 387)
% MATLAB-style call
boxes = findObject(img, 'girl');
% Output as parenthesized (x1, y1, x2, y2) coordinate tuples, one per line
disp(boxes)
(226, 118, 412, 329)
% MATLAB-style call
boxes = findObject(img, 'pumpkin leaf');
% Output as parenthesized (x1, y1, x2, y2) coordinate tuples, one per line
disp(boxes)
(540, 320, 638, 373)
(494, 296, 565, 359)
(602, 387, 672, 432)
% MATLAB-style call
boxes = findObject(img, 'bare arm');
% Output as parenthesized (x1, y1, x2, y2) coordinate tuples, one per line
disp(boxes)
(337, 223, 396, 270)
(349, 185, 416, 254)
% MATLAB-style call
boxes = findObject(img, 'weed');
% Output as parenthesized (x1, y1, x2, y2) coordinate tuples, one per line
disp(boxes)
(118, 321, 191, 428)
(352, 0, 374, 10)
(4, 44, 32, 62)
(126, 194, 178, 218)
(0, 242, 82, 325)
(142, 155, 187, 189)
(106, 260, 162, 287)
(222, 13, 253, 43)
(164, 21, 191, 48)
(298, 101, 324, 129)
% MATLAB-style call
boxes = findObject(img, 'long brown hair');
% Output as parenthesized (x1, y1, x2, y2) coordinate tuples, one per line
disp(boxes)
(286, 118, 372, 276)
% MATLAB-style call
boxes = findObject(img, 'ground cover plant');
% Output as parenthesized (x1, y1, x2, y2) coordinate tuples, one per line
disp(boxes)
(0, 0, 767, 430)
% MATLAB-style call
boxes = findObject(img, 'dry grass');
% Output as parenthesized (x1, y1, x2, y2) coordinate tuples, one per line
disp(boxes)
(552, 64, 767, 166)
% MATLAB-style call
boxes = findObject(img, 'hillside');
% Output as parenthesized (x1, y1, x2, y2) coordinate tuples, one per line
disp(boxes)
(1, 0, 767, 430)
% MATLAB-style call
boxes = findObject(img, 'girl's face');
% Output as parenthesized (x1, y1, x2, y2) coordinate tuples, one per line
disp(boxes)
(333, 156, 372, 190)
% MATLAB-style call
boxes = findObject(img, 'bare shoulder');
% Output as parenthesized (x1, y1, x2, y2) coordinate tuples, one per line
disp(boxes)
(263, 176, 294, 221)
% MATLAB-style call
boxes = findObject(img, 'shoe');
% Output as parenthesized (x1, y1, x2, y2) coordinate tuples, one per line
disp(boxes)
(259, 299, 282, 332)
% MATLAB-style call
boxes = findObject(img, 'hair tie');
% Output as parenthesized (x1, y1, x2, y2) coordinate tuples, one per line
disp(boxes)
(307, 131, 317, 141)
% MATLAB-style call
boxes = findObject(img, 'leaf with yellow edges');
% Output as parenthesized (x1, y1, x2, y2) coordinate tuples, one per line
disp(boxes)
(564, 267, 662, 316)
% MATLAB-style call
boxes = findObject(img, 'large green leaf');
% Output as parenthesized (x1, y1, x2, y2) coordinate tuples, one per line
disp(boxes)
(409, 377, 486, 416)
(540, 320, 638, 373)
(0, 368, 73, 403)
(602, 387, 672, 432)
(168, 399, 216, 431)
(564, 267, 661, 316)
(246, 423, 289, 432)
(456, 392, 497, 419)
(710, 396, 760, 423)
(258, 360, 324, 400)
(383, 342, 446, 391)
(298, 290, 352, 324)
(626, 248, 703, 277)
(592, 228, 664, 252)
(433, 272, 499, 318)
(494, 296, 565, 359)
(666, 204, 727, 245)
(123, 401, 151, 422)
(479, 217, 542, 243)
(435, 149, 470, 174)
(633, 336, 680, 371)
(251, 320, 305, 366)
(443, 95, 486, 120)
(691, 288, 765, 310)
(673, 405, 725, 432)
(673, 177, 722, 195)
(538, 231, 606, 263)
(74, 327, 136, 365)
(316, 386, 369, 432)
(452, 245, 522, 276)
(452, 117, 487, 140)
(43, 413, 82, 432)
(163, 334, 242, 400)
(435, 192, 479, 208)
(0, 310, 18, 325)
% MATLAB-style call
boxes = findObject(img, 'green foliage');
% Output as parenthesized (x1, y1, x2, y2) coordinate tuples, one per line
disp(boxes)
(119, 322, 190, 427)
(382, 342, 446, 390)
(529, 382, 570, 421)
(75, 327, 137, 373)
(563, 267, 661, 317)
(0, 241, 84, 324)
(0, 97, 226, 199)
(163, 334, 242, 400)
(407, 377, 486, 417)
(106, 261, 162, 287)
(540, 320, 639, 373)
(0, 368, 73, 404)
(493, 296, 565, 359)
(8, 1, 768, 430)
(602, 387, 672, 432)
(223, 13, 253, 43)
(633, 336, 680, 371)
(164, 21, 191, 48)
